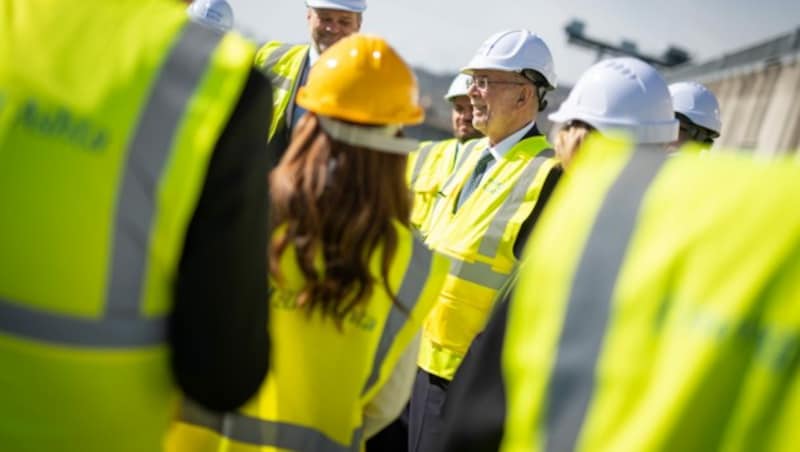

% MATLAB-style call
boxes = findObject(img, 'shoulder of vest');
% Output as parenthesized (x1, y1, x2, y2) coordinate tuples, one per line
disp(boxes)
(415, 138, 459, 158)
(255, 41, 309, 69)
(434, 138, 459, 151)
(466, 137, 489, 152)
(256, 40, 308, 52)
(416, 140, 435, 150)
(508, 138, 560, 190)
(417, 137, 456, 147)
(510, 135, 555, 158)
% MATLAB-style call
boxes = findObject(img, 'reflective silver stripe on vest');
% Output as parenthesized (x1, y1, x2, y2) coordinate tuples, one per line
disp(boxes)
(178, 236, 434, 450)
(282, 50, 310, 136)
(438, 139, 482, 196)
(477, 149, 554, 258)
(0, 22, 221, 348)
(454, 138, 480, 171)
(410, 142, 436, 185)
(181, 400, 361, 452)
(362, 234, 435, 395)
(268, 73, 293, 92)
(0, 298, 166, 348)
(262, 43, 294, 70)
(448, 258, 509, 290)
(260, 43, 297, 92)
(544, 149, 667, 452)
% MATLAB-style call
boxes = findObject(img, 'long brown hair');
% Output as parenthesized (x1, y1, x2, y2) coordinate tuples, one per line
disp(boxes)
(269, 114, 412, 325)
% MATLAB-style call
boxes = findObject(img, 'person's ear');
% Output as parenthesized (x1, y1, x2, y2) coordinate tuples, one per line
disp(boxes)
(517, 87, 528, 105)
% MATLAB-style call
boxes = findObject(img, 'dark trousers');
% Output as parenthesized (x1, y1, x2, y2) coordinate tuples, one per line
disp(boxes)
(365, 405, 409, 452)
(408, 368, 450, 452)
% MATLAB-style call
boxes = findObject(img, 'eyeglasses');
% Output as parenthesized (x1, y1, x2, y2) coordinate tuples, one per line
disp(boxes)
(466, 76, 527, 92)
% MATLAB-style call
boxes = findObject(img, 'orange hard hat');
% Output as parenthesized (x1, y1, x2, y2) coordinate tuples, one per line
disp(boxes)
(296, 34, 424, 126)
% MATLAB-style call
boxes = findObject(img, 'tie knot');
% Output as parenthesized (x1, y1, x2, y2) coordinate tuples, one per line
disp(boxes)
(455, 149, 494, 211)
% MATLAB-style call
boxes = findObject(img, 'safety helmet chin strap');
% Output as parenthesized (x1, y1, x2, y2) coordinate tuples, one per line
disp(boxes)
(317, 116, 420, 154)
(521, 69, 551, 112)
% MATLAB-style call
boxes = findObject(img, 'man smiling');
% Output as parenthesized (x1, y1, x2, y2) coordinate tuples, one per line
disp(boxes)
(409, 29, 563, 451)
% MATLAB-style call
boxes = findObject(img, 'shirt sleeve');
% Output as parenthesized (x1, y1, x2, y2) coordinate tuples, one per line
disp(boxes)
(169, 68, 274, 412)
(439, 292, 511, 452)
(363, 333, 421, 438)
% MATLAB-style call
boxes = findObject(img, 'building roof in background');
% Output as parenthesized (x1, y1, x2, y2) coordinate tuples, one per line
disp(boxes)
(666, 27, 800, 83)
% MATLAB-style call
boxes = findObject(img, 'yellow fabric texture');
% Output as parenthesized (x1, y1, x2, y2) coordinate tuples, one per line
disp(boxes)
(0, 0, 254, 450)
(168, 222, 448, 452)
(419, 136, 557, 379)
(407, 138, 464, 237)
(254, 41, 308, 140)
(503, 134, 800, 452)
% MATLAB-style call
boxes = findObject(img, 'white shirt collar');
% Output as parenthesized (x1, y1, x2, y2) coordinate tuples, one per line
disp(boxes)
(487, 121, 536, 161)
(308, 45, 321, 66)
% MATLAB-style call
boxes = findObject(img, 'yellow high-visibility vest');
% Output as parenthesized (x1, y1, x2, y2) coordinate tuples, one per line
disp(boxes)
(0, 0, 255, 450)
(254, 41, 309, 141)
(503, 134, 800, 452)
(168, 222, 449, 452)
(407, 138, 479, 237)
(419, 135, 558, 380)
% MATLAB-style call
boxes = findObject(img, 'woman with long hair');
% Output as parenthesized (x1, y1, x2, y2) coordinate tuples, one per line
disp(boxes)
(168, 34, 448, 452)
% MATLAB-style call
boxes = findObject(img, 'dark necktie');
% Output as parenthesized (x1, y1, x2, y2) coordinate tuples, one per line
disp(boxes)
(456, 150, 494, 211)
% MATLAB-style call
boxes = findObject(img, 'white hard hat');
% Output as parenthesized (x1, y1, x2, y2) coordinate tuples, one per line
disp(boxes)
(306, 0, 366, 12)
(187, 0, 233, 32)
(549, 57, 678, 144)
(444, 73, 471, 101)
(462, 29, 556, 89)
(669, 81, 721, 135)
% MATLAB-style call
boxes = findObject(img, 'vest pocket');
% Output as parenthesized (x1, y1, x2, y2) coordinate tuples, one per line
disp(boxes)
(423, 275, 498, 355)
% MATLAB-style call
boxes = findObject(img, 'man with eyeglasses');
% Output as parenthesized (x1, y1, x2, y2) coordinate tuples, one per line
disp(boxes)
(408, 29, 562, 452)
(254, 0, 365, 162)
(669, 81, 722, 152)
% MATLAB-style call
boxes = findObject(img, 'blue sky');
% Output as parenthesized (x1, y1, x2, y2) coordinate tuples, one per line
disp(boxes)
(228, 0, 800, 84)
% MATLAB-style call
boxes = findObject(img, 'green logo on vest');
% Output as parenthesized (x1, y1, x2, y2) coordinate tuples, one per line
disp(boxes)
(16, 98, 109, 152)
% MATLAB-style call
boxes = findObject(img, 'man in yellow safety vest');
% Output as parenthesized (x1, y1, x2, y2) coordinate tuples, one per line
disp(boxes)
(407, 72, 484, 237)
(255, 0, 365, 161)
(410, 29, 562, 452)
